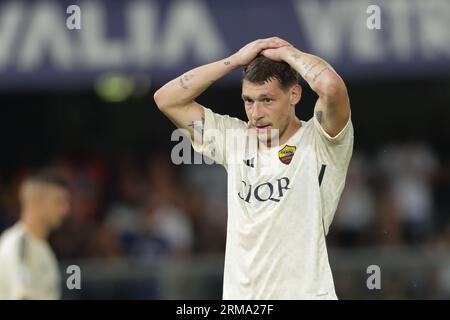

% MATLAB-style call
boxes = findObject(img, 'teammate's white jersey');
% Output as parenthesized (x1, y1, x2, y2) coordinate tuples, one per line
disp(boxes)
(0, 223, 61, 300)
(192, 107, 354, 299)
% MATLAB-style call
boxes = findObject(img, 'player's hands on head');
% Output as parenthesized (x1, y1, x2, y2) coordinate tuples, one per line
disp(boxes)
(260, 45, 295, 62)
(231, 37, 292, 66)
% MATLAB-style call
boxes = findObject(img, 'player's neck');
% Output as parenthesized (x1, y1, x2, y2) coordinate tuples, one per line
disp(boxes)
(262, 117, 302, 149)
(279, 117, 302, 146)
(21, 214, 49, 241)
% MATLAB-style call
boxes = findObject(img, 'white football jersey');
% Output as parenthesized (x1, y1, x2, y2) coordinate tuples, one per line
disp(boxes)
(192, 107, 354, 299)
(0, 223, 61, 300)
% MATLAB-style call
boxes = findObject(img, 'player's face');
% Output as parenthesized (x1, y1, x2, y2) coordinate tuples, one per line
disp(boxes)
(242, 79, 298, 144)
(40, 186, 71, 230)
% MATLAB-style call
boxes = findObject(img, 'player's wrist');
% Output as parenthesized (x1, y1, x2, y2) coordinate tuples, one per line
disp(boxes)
(225, 54, 243, 68)
(280, 46, 300, 62)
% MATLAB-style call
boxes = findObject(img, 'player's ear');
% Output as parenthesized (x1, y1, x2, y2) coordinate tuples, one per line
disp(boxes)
(290, 84, 301, 106)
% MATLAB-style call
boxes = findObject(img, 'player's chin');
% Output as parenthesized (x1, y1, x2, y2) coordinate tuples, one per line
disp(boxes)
(257, 128, 279, 139)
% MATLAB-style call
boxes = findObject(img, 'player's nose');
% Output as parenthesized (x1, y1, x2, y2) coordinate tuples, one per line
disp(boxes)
(252, 103, 264, 119)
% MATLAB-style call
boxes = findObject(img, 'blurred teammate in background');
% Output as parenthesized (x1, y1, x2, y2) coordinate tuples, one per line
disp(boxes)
(0, 170, 71, 299)
(154, 37, 353, 299)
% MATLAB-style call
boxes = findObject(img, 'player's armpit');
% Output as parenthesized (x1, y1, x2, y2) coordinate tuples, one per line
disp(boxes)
(157, 100, 206, 142)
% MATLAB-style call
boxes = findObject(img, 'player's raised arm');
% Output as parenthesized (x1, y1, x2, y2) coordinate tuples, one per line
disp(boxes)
(153, 37, 293, 139)
(261, 46, 350, 137)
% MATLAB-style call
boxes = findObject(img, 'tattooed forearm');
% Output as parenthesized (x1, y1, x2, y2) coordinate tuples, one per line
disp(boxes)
(179, 77, 188, 90)
(303, 59, 323, 78)
(183, 74, 194, 81)
(312, 66, 329, 82)
(178, 73, 194, 90)
(290, 54, 329, 83)
(290, 53, 301, 62)
(315, 111, 323, 124)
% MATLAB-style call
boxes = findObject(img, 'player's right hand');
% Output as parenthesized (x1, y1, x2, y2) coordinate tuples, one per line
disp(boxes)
(230, 37, 292, 66)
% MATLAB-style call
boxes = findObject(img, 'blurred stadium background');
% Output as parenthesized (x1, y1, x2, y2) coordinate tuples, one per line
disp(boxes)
(1, 0, 450, 299)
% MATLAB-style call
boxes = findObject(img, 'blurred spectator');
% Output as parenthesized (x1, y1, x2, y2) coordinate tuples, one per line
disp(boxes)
(143, 153, 194, 256)
(181, 162, 227, 253)
(50, 157, 123, 260)
(375, 181, 404, 245)
(104, 155, 147, 255)
(334, 152, 376, 246)
(377, 142, 438, 243)
(105, 153, 195, 258)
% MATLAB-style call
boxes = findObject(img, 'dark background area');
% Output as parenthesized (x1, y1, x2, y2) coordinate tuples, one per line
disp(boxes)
(2, 77, 450, 171)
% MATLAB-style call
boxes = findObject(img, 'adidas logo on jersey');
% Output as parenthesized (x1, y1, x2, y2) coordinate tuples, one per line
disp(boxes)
(243, 157, 255, 168)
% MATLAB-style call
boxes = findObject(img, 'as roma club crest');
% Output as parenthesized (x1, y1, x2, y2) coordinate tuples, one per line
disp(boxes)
(278, 145, 297, 165)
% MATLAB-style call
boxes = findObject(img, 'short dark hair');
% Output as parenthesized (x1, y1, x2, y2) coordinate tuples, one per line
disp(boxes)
(242, 55, 300, 91)
(27, 169, 71, 191)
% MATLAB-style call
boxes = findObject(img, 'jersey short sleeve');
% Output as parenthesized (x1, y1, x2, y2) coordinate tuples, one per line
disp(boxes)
(191, 107, 248, 168)
(313, 115, 354, 233)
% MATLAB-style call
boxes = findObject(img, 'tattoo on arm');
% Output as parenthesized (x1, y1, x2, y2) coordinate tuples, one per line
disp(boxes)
(290, 54, 329, 82)
(178, 73, 194, 90)
(224, 60, 231, 65)
(188, 116, 205, 137)
(312, 66, 329, 82)
(303, 60, 322, 78)
(316, 111, 323, 124)
(290, 53, 301, 62)
(179, 77, 188, 90)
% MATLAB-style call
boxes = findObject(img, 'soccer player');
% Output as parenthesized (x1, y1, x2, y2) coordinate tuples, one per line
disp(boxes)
(0, 170, 71, 299)
(154, 37, 354, 299)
